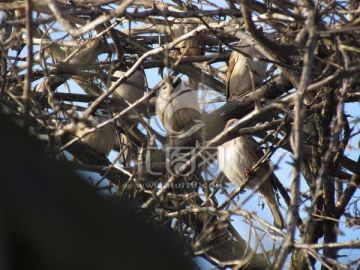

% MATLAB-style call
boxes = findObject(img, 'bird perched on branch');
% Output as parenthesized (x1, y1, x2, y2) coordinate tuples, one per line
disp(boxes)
(226, 43, 267, 101)
(156, 76, 204, 144)
(111, 69, 145, 162)
(171, 18, 205, 90)
(74, 106, 116, 157)
(112, 70, 146, 104)
(172, 18, 205, 58)
(218, 119, 285, 229)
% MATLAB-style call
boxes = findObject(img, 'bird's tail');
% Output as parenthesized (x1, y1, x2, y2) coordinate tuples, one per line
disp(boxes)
(265, 195, 286, 229)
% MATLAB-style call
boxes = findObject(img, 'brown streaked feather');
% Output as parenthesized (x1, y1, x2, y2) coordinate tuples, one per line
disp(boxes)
(226, 51, 237, 101)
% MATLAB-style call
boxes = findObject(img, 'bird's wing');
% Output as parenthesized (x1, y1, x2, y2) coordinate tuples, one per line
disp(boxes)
(226, 51, 236, 101)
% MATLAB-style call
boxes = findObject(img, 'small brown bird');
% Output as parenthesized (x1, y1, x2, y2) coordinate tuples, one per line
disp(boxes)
(112, 70, 145, 103)
(171, 18, 205, 90)
(218, 119, 285, 229)
(172, 18, 205, 58)
(111, 70, 145, 161)
(156, 77, 204, 139)
(226, 43, 267, 100)
(76, 107, 116, 157)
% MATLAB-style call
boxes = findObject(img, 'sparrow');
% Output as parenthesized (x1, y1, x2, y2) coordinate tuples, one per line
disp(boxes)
(75, 106, 116, 157)
(218, 119, 285, 229)
(172, 18, 205, 58)
(226, 43, 267, 100)
(156, 76, 204, 142)
(111, 69, 145, 160)
(171, 18, 205, 90)
(112, 70, 145, 104)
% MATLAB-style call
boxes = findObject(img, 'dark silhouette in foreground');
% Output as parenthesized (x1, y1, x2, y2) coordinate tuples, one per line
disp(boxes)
(0, 113, 195, 270)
